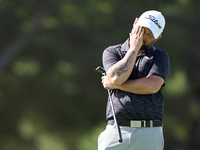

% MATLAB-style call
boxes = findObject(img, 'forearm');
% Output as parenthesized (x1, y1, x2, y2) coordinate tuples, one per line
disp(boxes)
(114, 75, 164, 95)
(106, 25, 144, 86)
(107, 49, 138, 85)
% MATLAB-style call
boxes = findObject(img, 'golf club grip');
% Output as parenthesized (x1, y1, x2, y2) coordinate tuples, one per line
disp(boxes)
(108, 89, 123, 143)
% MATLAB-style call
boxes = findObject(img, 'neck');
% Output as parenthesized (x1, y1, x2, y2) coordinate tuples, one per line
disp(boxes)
(138, 50, 145, 55)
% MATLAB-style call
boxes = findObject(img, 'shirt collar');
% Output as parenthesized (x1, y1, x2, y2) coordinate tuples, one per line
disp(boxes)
(121, 38, 155, 55)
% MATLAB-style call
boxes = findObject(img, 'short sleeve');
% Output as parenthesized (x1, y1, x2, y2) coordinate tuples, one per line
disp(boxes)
(148, 49, 170, 81)
(102, 45, 122, 72)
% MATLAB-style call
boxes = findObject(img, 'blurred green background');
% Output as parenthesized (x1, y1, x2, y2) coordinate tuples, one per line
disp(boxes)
(0, 0, 199, 150)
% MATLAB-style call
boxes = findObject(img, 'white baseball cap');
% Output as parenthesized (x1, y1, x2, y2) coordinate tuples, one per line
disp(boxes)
(137, 10, 165, 39)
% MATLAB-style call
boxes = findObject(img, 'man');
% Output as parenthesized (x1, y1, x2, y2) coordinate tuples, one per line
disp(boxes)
(98, 10, 170, 150)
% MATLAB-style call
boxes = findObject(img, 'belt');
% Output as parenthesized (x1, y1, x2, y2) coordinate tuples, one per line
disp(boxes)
(108, 119, 163, 128)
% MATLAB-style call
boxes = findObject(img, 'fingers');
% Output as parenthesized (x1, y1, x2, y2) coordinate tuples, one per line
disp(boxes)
(139, 26, 144, 37)
(101, 76, 106, 82)
(136, 25, 141, 35)
(101, 76, 110, 89)
(101, 76, 107, 88)
(129, 25, 144, 51)
(132, 25, 144, 36)
(129, 26, 144, 43)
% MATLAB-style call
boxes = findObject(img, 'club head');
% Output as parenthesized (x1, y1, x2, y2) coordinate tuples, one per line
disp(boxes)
(95, 66, 106, 75)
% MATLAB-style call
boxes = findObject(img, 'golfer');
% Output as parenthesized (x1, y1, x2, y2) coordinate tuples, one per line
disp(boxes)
(98, 10, 170, 150)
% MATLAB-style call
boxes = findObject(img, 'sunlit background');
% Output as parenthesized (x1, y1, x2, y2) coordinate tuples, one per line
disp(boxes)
(0, 0, 199, 150)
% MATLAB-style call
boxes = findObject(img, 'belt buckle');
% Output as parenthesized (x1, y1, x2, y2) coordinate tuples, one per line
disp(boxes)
(130, 121, 141, 128)
(142, 120, 146, 127)
(150, 120, 153, 127)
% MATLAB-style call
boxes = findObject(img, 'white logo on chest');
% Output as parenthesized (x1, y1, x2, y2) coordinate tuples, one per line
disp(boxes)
(145, 56, 154, 60)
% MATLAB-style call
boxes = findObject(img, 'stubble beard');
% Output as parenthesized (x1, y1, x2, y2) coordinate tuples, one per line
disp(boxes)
(140, 40, 156, 50)
(140, 44, 150, 50)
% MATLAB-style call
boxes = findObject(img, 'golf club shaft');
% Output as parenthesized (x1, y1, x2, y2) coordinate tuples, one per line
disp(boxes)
(107, 89, 123, 143)
(95, 66, 123, 143)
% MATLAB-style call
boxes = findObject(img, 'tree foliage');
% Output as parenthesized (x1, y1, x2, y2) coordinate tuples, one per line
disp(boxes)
(0, 0, 199, 150)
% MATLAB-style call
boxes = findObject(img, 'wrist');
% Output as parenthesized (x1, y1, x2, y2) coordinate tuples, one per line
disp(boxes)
(129, 47, 140, 53)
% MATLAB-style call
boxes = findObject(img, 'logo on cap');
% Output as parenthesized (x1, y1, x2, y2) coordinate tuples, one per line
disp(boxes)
(145, 15, 162, 29)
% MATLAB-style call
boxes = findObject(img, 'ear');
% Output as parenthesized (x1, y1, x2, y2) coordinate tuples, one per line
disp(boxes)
(133, 18, 139, 27)
(156, 35, 162, 41)
(152, 35, 162, 45)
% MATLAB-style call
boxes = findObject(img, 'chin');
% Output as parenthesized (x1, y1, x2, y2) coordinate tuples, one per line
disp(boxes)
(140, 45, 149, 50)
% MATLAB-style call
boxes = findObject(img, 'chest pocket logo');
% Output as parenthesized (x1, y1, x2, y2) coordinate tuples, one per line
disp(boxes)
(136, 55, 154, 78)
(145, 56, 154, 60)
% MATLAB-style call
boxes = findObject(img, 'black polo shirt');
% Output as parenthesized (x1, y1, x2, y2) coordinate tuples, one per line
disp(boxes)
(102, 39, 170, 121)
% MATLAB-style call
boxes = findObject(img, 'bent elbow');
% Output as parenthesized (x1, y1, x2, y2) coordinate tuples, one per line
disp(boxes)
(148, 86, 161, 94)
(146, 75, 164, 94)
(110, 76, 124, 86)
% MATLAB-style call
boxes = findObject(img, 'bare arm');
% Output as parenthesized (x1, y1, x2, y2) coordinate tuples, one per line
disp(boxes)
(102, 75, 164, 94)
(107, 25, 144, 85)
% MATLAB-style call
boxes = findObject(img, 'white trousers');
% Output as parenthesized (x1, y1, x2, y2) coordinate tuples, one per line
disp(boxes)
(98, 125, 164, 150)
